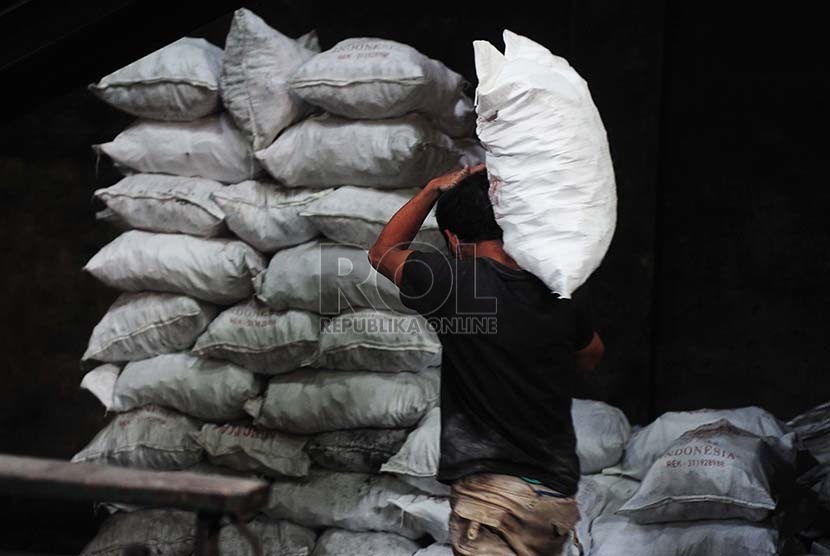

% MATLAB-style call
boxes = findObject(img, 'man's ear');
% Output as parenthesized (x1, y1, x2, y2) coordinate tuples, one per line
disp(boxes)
(444, 230, 460, 259)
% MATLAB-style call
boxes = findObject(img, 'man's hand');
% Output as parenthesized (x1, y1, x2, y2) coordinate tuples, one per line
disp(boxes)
(425, 163, 487, 193)
(370, 163, 487, 286)
(575, 332, 604, 373)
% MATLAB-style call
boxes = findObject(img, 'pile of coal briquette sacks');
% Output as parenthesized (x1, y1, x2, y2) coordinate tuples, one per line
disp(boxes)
(72, 9, 829, 556)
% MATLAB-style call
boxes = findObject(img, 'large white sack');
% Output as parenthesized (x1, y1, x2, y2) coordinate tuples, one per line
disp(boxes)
(614, 406, 788, 479)
(220, 8, 317, 150)
(218, 518, 317, 556)
(255, 114, 460, 189)
(95, 113, 262, 184)
(84, 230, 266, 304)
(590, 516, 778, 556)
(300, 186, 445, 250)
(212, 181, 330, 252)
(81, 509, 195, 556)
(474, 30, 617, 298)
(81, 364, 121, 410)
(112, 353, 261, 421)
(389, 495, 450, 544)
(307, 429, 408, 473)
(71, 405, 203, 470)
(94, 174, 226, 237)
(382, 407, 440, 478)
(83, 292, 217, 363)
(89, 38, 222, 121)
(618, 420, 792, 524)
(289, 38, 471, 137)
(192, 299, 319, 375)
(572, 399, 631, 473)
(265, 470, 426, 538)
(316, 309, 440, 372)
(193, 423, 309, 478)
(246, 367, 440, 434)
(311, 529, 419, 556)
(254, 240, 408, 314)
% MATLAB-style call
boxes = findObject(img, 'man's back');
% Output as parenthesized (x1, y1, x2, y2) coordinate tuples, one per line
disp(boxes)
(399, 250, 593, 496)
(368, 166, 601, 555)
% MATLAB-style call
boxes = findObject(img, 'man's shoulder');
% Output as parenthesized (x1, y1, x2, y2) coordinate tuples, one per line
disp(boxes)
(404, 249, 456, 277)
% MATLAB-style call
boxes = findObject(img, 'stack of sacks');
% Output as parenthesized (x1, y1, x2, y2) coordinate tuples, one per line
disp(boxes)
(78, 12, 324, 555)
(223, 12, 480, 551)
(244, 213, 449, 548)
(581, 407, 796, 556)
(254, 31, 481, 190)
(79, 7, 481, 555)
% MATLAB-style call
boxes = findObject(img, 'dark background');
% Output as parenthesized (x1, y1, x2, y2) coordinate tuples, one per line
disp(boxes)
(0, 0, 827, 552)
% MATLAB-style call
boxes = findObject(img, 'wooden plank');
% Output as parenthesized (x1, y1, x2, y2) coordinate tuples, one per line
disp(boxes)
(0, 455, 269, 518)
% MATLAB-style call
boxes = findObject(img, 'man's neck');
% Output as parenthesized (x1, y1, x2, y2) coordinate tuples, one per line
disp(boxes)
(461, 240, 522, 270)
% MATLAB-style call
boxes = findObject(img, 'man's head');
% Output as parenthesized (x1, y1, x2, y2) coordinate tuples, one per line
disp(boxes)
(435, 171, 503, 258)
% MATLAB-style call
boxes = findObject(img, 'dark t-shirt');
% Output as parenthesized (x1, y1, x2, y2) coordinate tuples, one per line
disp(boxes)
(399, 250, 594, 496)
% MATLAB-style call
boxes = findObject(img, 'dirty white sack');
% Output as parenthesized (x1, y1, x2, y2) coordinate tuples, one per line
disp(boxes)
(247, 367, 439, 434)
(81, 364, 121, 410)
(72, 405, 203, 470)
(83, 292, 217, 363)
(80, 509, 196, 556)
(572, 398, 631, 473)
(212, 181, 330, 253)
(111, 353, 260, 421)
(474, 30, 616, 298)
(193, 423, 309, 478)
(382, 407, 441, 478)
(72, 406, 202, 471)
(618, 420, 791, 524)
(220, 8, 317, 150)
(255, 114, 459, 189)
(192, 299, 319, 375)
(84, 230, 265, 304)
(95, 113, 261, 184)
(94, 174, 226, 237)
(254, 240, 408, 314)
(264, 470, 427, 538)
(218, 517, 317, 556)
(306, 428, 408, 473)
(315, 309, 441, 372)
(614, 406, 788, 479)
(389, 495, 450, 544)
(89, 38, 222, 121)
(289, 37, 472, 137)
(300, 186, 445, 250)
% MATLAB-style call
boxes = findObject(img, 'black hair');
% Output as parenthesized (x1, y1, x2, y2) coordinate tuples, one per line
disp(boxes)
(435, 171, 503, 242)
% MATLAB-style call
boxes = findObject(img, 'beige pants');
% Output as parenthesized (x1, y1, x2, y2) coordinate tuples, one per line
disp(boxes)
(449, 473, 580, 556)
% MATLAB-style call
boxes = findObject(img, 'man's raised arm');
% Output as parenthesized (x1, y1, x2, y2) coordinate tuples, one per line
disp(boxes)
(368, 165, 482, 286)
